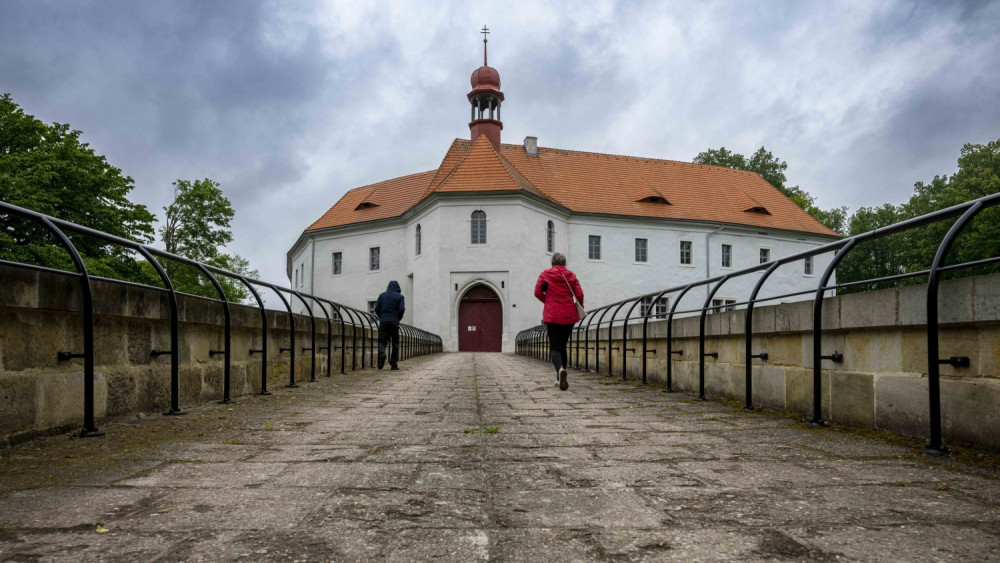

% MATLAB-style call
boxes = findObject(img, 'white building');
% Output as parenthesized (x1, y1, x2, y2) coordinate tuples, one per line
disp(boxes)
(287, 46, 839, 352)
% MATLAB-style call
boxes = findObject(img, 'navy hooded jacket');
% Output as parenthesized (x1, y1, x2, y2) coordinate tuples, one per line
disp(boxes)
(374, 280, 405, 322)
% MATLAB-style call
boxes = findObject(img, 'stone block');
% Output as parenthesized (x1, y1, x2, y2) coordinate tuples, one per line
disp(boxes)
(973, 274, 1000, 322)
(750, 304, 776, 334)
(941, 378, 1000, 451)
(761, 334, 802, 367)
(840, 288, 897, 328)
(844, 329, 902, 373)
(92, 279, 128, 317)
(775, 300, 812, 333)
(705, 363, 742, 400)
(898, 283, 926, 326)
(37, 271, 80, 312)
(936, 327, 980, 378)
(802, 332, 845, 370)
(830, 371, 875, 427)
(874, 373, 928, 439)
(900, 329, 929, 374)
(0, 374, 37, 436)
(901, 277, 975, 326)
(752, 366, 787, 410)
(0, 266, 38, 309)
(37, 371, 107, 430)
(126, 284, 164, 319)
(785, 367, 827, 420)
(980, 326, 1000, 378)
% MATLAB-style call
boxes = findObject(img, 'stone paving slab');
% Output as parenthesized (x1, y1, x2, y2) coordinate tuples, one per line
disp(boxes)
(1, 352, 999, 561)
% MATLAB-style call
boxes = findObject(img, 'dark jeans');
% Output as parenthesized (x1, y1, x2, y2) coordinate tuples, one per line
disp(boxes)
(545, 322, 574, 374)
(378, 321, 400, 368)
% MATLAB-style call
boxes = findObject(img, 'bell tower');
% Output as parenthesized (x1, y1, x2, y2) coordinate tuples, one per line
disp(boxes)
(468, 26, 504, 149)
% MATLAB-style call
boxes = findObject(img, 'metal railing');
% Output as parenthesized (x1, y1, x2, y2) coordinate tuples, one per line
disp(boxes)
(517, 192, 1000, 455)
(0, 201, 443, 437)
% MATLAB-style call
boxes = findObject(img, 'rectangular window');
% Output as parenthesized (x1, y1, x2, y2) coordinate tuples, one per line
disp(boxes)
(640, 296, 669, 319)
(294, 268, 298, 288)
(804, 255, 813, 275)
(635, 238, 648, 263)
(332, 252, 342, 275)
(759, 248, 771, 264)
(680, 240, 692, 265)
(369, 247, 380, 271)
(367, 300, 377, 315)
(711, 298, 736, 313)
(721, 244, 732, 268)
(588, 235, 601, 260)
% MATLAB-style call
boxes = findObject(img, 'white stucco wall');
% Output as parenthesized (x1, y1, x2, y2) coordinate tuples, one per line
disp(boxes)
(288, 192, 836, 352)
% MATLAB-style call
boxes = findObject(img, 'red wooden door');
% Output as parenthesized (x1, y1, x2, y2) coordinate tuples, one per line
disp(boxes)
(458, 285, 502, 352)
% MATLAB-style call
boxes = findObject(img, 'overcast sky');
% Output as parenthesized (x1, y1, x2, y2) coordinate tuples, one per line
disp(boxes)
(2, 0, 998, 284)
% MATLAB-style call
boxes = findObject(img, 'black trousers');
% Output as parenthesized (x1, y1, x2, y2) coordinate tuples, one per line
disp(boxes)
(378, 321, 400, 368)
(545, 322, 574, 373)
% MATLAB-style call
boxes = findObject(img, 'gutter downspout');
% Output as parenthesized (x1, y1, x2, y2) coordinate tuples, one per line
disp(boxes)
(705, 224, 725, 302)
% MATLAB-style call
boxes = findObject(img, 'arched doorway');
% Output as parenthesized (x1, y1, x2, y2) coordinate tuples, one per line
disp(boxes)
(458, 284, 502, 352)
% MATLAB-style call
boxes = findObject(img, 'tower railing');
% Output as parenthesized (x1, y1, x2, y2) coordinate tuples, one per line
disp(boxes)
(0, 200, 443, 437)
(517, 192, 1000, 455)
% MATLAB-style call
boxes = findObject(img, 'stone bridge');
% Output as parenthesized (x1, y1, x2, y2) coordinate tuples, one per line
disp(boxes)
(1, 353, 998, 561)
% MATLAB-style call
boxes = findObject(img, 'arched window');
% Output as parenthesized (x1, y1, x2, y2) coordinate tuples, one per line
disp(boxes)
(471, 210, 487, 244)
(415, 224, 422, 256)
(546, 220, 555, 253)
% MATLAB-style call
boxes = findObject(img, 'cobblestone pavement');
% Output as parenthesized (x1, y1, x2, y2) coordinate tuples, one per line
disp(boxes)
(1, 353, 999, 562)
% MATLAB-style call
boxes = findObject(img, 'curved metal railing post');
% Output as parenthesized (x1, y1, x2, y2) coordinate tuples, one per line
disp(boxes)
(263, 284, 297, 387)
(664, 284, 696, 393)
(811, 239, 858, 425)
(698, 274, 732, 400)
(924, 202, 985, 454)
(583, 311, 598, 371)
(744, 261, 781, 410)
(619, 299, 641, 381)
(192, 263, 232, 403)
(606, 302, 629, 378)
(341, 306, 359, 371)
(290, 291, 317, 382)
(135, 248, 183, 415)
(238, 276, 271, 395)
(35, 216, 103, 437)
(593, 306, 612, 373)
(309, 297, 333, 378)
(641, 289, 671, 385)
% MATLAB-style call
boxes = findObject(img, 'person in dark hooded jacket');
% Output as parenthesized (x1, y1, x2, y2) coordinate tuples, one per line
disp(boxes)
(374, 280, 405, 370)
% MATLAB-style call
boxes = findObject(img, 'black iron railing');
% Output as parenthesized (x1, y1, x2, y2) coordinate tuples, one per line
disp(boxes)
(517, 192, 1000, 455)
(0, 201, 443, 437)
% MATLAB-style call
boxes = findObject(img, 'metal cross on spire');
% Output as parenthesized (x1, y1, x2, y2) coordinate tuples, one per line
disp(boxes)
(481, 25, 490, 65)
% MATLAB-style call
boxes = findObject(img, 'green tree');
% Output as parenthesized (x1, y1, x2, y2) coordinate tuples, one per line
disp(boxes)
(693, 145, 847, 232)
(0, 93, 155, 279)
(836, 204, 907, 292)
(157, 178, 258, 301)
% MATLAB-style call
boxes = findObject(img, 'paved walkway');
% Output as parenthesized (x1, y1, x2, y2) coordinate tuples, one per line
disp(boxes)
(1, 353, 999, 562)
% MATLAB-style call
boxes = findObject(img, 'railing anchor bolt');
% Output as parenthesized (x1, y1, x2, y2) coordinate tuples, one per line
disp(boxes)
(938, 356, 970, 367)
(820, 352, 843, 363)
(57, 351, 84, 361)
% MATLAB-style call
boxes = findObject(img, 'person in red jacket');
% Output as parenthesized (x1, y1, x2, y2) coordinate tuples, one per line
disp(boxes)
(534, 252, 585, 391)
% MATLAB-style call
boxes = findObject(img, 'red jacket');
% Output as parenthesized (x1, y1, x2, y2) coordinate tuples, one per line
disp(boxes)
(534, 265, 585, 324)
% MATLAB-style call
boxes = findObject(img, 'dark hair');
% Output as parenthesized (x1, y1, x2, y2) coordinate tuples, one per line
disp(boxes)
(551, 252, 566, 266)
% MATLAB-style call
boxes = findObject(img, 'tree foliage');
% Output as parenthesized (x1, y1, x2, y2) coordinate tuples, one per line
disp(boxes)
(693, 146, 847, 232)
(0, 93, 155, 279)
(837, 139, 1000, 292)
(157, 178, 258, 301)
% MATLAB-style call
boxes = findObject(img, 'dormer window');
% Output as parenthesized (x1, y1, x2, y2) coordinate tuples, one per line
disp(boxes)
(637, 196, 670, 204)
(744, 205, 770, 215)
(356, 201, 379, 210)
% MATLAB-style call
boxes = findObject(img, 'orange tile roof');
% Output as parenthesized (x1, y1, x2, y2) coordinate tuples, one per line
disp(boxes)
(306, 136, 839, 237)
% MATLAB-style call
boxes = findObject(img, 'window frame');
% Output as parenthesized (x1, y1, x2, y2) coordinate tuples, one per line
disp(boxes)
(759, 247, 771, 264)
(369, 246, 381, 272)
(711, 297, 736, 313)
(721, 243, 732, 269)
(415, 224, 422, 256)
(332, 251, 343, 276)
(640, 295, 669, 319)
(679, 240, 693, 266)
(588, 235, 602, 261)
(367, 300, 377, 315)
(546, 220, 555, 253)
(803, 255, 814, 276)
(634, 237, 648, 263)
(470, 210, 487, 245)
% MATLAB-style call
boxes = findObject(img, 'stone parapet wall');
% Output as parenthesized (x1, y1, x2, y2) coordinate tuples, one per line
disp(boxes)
(573, 273, 1000, 451)
(0, 265, 375, 445)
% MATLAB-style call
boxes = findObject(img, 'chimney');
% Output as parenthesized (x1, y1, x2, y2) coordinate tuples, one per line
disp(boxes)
(524, 136, 538, 157)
